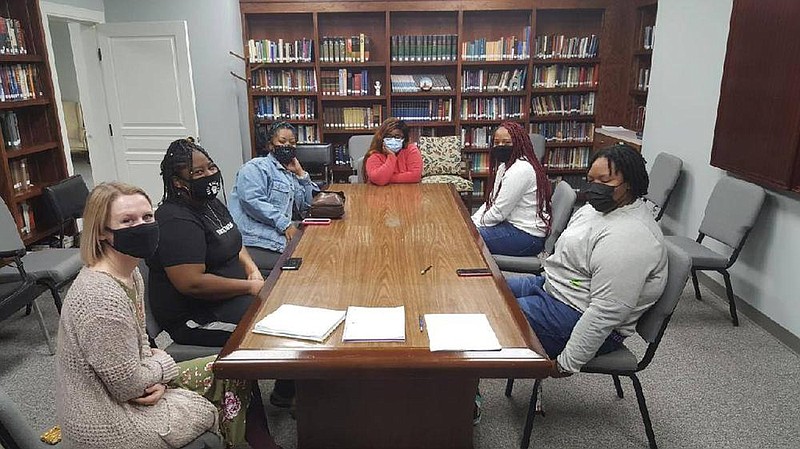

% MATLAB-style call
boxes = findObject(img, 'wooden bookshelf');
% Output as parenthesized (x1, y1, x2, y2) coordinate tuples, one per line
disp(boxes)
(240, 1, 646, 197)
(0, 0, 69, 245)
(629, 2, 657, 133)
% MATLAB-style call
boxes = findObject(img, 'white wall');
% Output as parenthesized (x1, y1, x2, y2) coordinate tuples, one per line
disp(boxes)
(643, 0, 800, 338)
(102, 0, 249, 191)
(47, 0, 104, 12)
(48, 20, 80, 102)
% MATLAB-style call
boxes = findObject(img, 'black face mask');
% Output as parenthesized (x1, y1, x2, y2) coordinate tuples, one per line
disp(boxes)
(185, 171, 222, 202)
(106, 222, 160, 259)
(491, 145, 514, 166)
(272, 145, 297, 166)
(582, 182, 622, 214)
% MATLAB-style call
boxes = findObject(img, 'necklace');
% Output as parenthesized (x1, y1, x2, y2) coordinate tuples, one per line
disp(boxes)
(204, 203, 225, 228)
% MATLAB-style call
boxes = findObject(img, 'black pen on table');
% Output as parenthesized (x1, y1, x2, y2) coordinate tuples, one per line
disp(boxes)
(418, 314, 425, 332)
(420, 265, 433, 275)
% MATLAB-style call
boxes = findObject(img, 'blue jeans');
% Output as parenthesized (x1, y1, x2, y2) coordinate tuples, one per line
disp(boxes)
(507, 275, 623, 359)
(478, 221, 545, 257)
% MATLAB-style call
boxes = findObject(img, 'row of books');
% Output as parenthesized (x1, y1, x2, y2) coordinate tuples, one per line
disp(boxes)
(9, 156, 32, 192)
(251, 69, 317, 92)
(0, 17, 28, 55)
(545, 147, 591, 170)
(390, 34, 458, 62)
(550, 174, 589, 193)
(532, 65, 599, 89)
(461, 68, 527, 93)
(254, 97, 316, 120)
(320, 35, 371, 63)
(461, 27, 531, 61)
(461, 126, 493, 149)
(391, 99, 453, 122)
(332, 144, 350, 165)
(0, 64, 43, 101)
(247, 38, 313, 63)
(320, 69, 370, 96)
(1, 111, 21, 149)
(322, 105, 384, 130)
(633, 105, 646, 131)
(390, 74, 452, 93)
(470, 152, 490, 173)
(636, 68, 651, 91)
(534, 34, 599, 59)
(531, 93, 596, 117)
(460, 97, 525, 120)
(642, 25, 655, 50)
(408, 127, 442, 144)
(472, 178, 485, 194)
(257, 123, 320, 144)
(530, 121, 595, 142)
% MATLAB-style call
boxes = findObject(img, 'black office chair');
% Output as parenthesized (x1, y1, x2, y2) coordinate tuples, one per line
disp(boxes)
(43, 174, 90, 248)
(505, 241, 691, 449)
(0, 258, 54, 355)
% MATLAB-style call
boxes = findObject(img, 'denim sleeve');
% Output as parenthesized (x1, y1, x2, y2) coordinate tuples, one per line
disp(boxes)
(236, 162, 291, 232)
(294, 172, 315, 214)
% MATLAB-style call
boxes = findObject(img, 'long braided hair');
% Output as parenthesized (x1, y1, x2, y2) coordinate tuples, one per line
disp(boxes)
(482, 121, 552, 232)
(159, 137, 222, 205)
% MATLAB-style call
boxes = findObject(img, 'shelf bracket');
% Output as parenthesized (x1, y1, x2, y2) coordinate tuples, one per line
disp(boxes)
(229, 51, 246, 62)
(230, 71, 248, 84)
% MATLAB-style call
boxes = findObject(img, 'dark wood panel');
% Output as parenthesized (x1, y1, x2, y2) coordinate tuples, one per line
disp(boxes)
(711, 0, 800, 189)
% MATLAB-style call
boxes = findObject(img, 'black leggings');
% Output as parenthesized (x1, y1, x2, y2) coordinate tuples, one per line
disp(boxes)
(168, 294, 254, 347)
(246, 246, 283, 278)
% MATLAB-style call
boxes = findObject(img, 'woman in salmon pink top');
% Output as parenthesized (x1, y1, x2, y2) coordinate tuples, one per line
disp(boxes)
(363, 118, 423, 185)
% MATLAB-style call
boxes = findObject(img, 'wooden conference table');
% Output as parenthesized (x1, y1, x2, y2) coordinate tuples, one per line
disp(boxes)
(215, 183, 550, 449)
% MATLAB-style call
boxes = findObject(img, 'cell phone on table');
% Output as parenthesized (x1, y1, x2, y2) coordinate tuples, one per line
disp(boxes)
(281, 257, 303, 271)
(302, 218, 332, 225)
(456, 268, 492, 277)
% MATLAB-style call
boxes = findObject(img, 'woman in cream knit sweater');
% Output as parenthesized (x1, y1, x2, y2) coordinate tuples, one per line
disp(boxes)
(56, 182, 280, 449)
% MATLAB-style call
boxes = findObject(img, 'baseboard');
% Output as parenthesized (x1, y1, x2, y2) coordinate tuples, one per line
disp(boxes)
(697, 272, 800, 355)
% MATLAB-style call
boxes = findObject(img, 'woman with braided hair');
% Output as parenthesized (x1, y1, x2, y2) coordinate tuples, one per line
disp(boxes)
(471, 121, 552, 257)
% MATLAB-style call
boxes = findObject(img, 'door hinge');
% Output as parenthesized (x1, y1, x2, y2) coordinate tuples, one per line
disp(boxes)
(108, 124, 113, 136)
(97, 47, 102, 61)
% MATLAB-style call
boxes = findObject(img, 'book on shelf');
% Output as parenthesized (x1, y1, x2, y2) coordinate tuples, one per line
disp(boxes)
(1, 110, 21, 149)
(0, 17, 28, 55)
(408, 126, 441, 143)
(633, 106, 646, 131)
(472, 178, 485, 194)
(320, 35, 371, 63)
(320, 69, 369, 96)
(545, 147, 591, 170)
(323, 105, 384, 129)
(460, 96, 524, 120)
(332, 144, 350, 165)
(0, 64, 44, 101)
(251, 68, 317, 93)
(391, 99, 452, 122)
(9, 157, 32, 192)
(469, 152, 490, 173)
(637, 68, 650, 91)
(390, 34, 458, 62)
(461, 26, 530, 61)
(252, 304, 346, 343)
(257, 123, 319, 143)
(532, 64, 598, 89)
(530, 121, 595, 143)
(531, 93, 595, 116)
(254, 97, 316, 120)
(247, 38, 314, 63)
(390, 74, 451, 93)
(643, 25, 655, 50)
(461, 68, 527, 93)
(534, 34, 599, 59)
(18, 201, 35, 234)
(550, 173, 589, 193)
(461, 126, 492, 149)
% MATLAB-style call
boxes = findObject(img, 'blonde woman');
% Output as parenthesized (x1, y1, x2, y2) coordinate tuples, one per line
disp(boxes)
(55, 182, 281, 449)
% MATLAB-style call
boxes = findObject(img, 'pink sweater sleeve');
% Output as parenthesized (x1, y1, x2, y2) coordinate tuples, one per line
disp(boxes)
(366, 153, 397, 186)
(390, 144, 423, 184)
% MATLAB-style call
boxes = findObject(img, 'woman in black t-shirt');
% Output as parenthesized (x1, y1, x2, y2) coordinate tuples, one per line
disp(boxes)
(147, 138, 264, 347)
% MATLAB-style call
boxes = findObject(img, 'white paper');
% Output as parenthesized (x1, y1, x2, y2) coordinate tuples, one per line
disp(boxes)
(252, 304, 346, 342)
(424, 314, 502, 352)
(342, 306, 406, 342)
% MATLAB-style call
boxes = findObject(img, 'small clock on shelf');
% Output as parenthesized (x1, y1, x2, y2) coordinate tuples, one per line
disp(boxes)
(419, 76, 433, 91)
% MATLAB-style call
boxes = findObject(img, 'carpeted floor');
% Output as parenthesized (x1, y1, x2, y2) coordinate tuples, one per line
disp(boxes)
(2, 282, 799, 448)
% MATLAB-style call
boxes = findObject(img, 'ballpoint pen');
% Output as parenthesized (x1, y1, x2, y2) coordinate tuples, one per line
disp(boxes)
(420, 265, 433, 275)
(418, 314, 424, 332)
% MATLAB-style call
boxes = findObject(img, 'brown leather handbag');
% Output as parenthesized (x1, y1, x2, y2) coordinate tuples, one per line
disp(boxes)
(307, 191, 346, 218)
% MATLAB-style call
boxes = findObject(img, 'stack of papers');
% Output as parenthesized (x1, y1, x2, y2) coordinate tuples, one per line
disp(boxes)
(252, 304, 346, 342)
(342, 306, 406, 342)
(424, 314, 502, 351)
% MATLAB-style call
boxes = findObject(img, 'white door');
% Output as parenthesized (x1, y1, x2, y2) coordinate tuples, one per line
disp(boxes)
(96, 21, 198, 202)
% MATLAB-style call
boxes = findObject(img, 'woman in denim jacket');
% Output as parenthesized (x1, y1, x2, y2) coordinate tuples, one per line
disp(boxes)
(229, 122, 315, 276)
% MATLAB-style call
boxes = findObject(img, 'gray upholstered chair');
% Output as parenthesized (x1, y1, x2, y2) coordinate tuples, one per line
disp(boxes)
(139, 261, 222, 362)
(0, 200, 82, 314)
(665, 176, 765, 326)
(347, 134, 373, 183)
(0, 387, 223, 449)
(644, 152, 682, 221)
(493, 180, 577, 273)
(528, 133, 546, 162)
(505, 241, 692, 449)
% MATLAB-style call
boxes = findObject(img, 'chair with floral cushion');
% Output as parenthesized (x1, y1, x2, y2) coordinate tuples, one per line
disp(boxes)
(418, 135, 475, 209)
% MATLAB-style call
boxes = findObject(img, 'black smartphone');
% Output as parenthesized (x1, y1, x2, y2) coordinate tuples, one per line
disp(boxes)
(281, 257, 303, 271)
(456, 268, 492, 277)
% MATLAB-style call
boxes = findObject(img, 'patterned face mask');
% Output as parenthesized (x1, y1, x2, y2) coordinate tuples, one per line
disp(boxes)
(187, 171, 222, 202)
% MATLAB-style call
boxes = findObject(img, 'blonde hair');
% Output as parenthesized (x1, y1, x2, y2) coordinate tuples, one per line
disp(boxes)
(80, 182, 152, 266)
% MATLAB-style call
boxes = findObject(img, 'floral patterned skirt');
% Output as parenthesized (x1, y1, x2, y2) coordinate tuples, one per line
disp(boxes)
(170, 355, 250, 447)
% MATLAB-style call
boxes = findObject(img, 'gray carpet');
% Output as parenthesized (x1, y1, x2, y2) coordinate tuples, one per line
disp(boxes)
(2, 283, 799, 448)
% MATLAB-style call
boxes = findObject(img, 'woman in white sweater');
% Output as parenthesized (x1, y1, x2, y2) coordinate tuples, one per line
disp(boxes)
(472, 121, 552, 256)
(56, 182, 280, 449)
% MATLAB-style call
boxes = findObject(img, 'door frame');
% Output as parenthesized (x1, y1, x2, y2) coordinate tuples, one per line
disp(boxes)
(40, 1, 113, 181)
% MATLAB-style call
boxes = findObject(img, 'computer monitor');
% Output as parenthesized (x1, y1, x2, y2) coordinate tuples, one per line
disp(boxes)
(295, 143, 332, 167)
